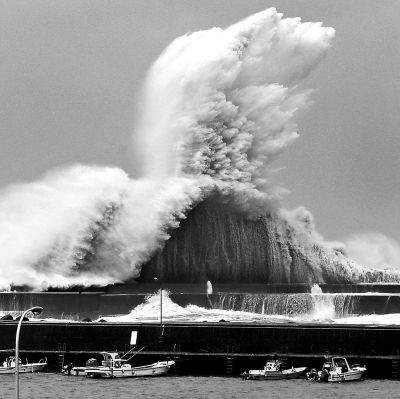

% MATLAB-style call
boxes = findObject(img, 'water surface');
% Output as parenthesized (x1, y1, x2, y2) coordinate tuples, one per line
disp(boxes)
(1, 374, 399, 399)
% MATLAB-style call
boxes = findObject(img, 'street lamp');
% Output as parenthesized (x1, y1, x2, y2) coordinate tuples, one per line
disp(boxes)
(154, 278, 163, 339)
(15, 306, 43, 399)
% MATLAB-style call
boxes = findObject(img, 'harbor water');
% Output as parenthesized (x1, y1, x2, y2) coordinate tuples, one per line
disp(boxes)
(0, 374, 399, 399)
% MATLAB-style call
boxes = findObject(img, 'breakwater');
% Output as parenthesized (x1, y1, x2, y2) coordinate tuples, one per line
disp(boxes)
(2, 284, 400, 320)
(0, 321, 399, 379)
(209, 293, 400, 317)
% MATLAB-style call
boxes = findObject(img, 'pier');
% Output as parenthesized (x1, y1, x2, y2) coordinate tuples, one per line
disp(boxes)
(0, 320, 399, 379)
(2, 284, 400, 379)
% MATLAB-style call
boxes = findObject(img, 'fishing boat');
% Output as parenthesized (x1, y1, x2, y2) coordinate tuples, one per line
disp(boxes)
(70, 347, 175, 378)
(0, 356, 47, 374)
(306, 353, 366, 382)
(241, 359, 306, 380)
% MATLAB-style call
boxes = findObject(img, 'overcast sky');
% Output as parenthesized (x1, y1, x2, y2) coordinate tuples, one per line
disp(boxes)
(1, 0, 399, 267)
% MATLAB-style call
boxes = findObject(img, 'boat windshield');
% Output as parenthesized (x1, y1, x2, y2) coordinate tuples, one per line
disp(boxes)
(332, 358, 349, 372)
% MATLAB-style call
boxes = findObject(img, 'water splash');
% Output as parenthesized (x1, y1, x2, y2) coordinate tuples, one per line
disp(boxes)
(209, 292, 368, 320)
(0, 9, 339, 290)
(206, 281, 213, 295)
(310, 283, 335, 318)
(0, 167, 204, 289)
(100, 291, 400, 325)
(1, 9, 397, 290)
(311, 284, 323, 294)
(103, 290, 192, 322)
(135, 8, 335, 214)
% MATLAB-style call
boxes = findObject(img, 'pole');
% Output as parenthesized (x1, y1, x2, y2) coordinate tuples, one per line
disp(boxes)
(154, 278, 163, 339)
(15, 306, 43, 399)
(160, 280, 163, 338)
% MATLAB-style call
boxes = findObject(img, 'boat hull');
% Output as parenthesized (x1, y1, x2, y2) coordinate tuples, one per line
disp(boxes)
(85, 364, 170, 378)
(328, 369, 365, 382)
(0, 363, 47, 374)
(241, 367, 306, 380)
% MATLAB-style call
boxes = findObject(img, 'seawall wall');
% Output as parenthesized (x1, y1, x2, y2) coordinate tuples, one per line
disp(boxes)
(1, 321, 399, 378)
(2, 291, 400, 320)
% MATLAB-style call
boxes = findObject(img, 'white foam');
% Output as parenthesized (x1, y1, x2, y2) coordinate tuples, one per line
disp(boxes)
(99, 291, 400, 326)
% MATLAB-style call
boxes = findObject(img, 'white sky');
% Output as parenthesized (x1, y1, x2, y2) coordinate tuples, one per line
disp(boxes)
(1, 0, 399, 267)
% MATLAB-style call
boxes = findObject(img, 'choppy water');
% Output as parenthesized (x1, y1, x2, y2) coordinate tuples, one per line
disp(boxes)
(1, 374, 399, 399)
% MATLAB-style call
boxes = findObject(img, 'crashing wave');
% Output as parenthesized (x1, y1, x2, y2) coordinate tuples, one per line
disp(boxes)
(0, 8, 397, 290)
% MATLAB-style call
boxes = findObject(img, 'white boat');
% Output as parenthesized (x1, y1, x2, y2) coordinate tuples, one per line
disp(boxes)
(241, 359, 306, 380)
(0, 356, 47, 374)
(306, 355, 366, 382)
(71, 350, 175, 378)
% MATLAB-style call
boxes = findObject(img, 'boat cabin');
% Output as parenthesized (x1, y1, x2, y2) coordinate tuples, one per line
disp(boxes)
(330, 357, 350, 373)
(99, 352, 125, 368)
(264, 360, 280, 372)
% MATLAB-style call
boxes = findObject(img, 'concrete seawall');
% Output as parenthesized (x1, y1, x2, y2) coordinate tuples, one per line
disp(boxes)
(1, 321, 399, 355)
(2, 282, 400, 379)
(0, 292, 209, 320)
(1, 290, 400, 320)
(0, 321, 399, 379)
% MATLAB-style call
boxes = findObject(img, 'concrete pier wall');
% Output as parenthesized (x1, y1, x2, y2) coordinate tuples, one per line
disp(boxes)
(1, 321, 399, 356)
(2, 291, 400, 320)
(0, 292, 208, 320)
(0, 321, 399, 378)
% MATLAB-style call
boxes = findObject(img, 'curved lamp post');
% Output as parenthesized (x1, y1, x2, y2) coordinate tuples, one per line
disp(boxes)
(154, 278, 163, 340)
(15, 306, 43, 399)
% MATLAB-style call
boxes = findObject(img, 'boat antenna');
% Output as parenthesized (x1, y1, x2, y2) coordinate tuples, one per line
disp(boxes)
(120, 346, 137, 359)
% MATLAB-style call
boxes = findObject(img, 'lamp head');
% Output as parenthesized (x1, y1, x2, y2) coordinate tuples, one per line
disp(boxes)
(30, 306, 43, 315)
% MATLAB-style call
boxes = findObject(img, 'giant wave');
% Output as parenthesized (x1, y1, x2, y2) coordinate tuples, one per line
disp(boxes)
(0, 8, 398, 291)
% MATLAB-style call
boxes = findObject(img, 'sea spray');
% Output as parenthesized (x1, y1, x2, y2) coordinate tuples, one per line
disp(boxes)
(134, 8, 335, 214)
(310, 284, 336, 319)
(138, 201, 400, 284)
(101, 290, 400, 325)
(208, 287, 363, 319)
(0, 9, 340, 289)
(103, 290, 192, 321)
(2, 9, 396, 289)
(0, 167, 205, 289)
